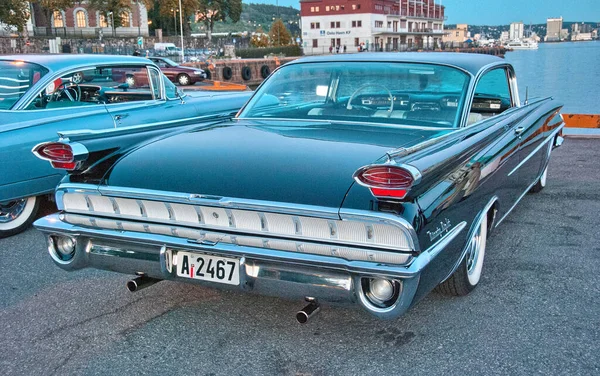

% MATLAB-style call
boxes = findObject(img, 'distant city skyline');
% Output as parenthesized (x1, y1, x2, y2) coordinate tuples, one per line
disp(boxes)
(250, 0, 600, 25)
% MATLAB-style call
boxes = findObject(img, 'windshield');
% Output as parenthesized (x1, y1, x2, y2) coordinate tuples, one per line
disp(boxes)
(0, 61, 49, 110)
(239, 62, 471, 128)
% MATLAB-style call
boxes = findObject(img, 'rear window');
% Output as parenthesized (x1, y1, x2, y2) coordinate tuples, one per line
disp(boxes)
(0, 61, 49, 110)
(239, 62, 471, 128)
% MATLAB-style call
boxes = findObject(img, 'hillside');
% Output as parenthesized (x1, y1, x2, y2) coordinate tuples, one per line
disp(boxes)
(191, 3, 301, 36)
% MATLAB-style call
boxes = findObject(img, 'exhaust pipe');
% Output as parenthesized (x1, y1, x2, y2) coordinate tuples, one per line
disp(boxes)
(126, 275, 160, 292)
(296, 298, 320, 324)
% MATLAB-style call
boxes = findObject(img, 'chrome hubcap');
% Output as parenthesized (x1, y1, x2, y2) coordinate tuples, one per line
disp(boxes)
(180, 76, 189, 85)
(0, 199, 27, 223)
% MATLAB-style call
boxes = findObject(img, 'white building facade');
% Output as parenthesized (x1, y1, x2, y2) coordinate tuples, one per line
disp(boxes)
(509, 22, 524, 40)
(300, 0, 445, 55)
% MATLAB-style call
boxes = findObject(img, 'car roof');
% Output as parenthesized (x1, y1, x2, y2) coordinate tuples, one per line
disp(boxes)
(0, 54, 153, 72)
(289, 52, 507, 75)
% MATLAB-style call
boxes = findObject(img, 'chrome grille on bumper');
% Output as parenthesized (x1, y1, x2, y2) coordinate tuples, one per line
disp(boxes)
(57, 187, 417, 265)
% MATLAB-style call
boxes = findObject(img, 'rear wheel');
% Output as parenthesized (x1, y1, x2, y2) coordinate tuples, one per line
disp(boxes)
(0, 196, 41, 238)
(177, 74, 191, 86)
(437, 213, 488, 296)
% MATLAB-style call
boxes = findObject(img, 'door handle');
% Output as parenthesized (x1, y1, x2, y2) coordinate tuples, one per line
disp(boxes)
(514, 126, 525, 136)
(114, 114, 128, 121)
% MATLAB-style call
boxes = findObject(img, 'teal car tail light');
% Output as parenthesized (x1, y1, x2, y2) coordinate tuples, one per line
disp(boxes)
(354, 165, 417, 200)
(33, 142, 76, 169)
(33, 142, 88, 170)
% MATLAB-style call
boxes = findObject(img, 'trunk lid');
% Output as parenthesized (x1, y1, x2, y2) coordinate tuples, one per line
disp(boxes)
(104, 120, 449, 209)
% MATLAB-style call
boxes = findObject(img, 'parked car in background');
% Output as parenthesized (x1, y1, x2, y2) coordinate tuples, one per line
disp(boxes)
(153, 43, 181, 57)
(148, 56, 207, 86)
(0, 54, 252, 238)
(33, 53, 564, 321)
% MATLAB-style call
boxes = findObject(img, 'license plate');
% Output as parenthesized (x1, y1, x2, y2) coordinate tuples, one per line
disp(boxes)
(176, 251, 240, 285)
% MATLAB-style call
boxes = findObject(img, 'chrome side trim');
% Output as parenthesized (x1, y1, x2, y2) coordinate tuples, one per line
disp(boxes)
(441, 197, 497, 282)
(495, 171, 543, 228)
(410, 221, 467, 275)
(507, 125, 564, 177)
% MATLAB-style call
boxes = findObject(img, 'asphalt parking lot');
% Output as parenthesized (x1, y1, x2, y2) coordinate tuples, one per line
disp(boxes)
(0, 138, 598, 376)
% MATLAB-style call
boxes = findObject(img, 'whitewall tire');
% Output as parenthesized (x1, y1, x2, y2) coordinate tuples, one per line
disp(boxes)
(437, 212, 489, 296)
(0, 196, 41, 238)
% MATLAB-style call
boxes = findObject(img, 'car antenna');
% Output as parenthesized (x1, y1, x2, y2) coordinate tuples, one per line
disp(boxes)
(524, 86, 529, 106)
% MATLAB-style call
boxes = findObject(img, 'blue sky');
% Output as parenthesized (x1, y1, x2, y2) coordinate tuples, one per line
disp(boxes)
(254, 0, 600, 25)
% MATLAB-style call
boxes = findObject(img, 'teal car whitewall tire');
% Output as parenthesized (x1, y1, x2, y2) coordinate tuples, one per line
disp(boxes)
(0, 196, 40, 238)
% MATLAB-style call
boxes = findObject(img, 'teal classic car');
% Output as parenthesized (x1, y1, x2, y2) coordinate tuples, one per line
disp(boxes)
(0, 55, 251, 238)
(34, 53, 564, 321)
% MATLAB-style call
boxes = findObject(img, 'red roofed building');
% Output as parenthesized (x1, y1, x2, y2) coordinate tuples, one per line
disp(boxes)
(300, 0, 445, 54)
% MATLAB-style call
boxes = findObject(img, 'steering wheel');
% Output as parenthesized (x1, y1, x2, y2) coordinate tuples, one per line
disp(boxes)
(48, 81, 81, 102)
(346, 84, 394, 116)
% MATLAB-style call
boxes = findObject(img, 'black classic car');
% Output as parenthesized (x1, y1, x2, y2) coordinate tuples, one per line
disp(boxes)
(34, 53, 564, 321)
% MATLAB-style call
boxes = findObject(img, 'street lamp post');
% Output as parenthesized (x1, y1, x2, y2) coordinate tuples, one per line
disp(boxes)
(178, 0, 185, 61)
(171, 8, 176, 36)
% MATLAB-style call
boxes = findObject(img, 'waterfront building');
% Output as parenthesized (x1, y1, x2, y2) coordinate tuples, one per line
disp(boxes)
(300, 0, 445, 54)
(509, 22, 524, 41)
(442, 23, 469, 47)
(29, 2, 149, 37)
(545, 17, 563, 42)
(500, 31, 509, 42)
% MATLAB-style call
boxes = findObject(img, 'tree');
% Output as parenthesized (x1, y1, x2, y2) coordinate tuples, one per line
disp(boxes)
(146, 0, 199, 36)
(196, 0, 242, 42)
(88, 0, 133, 36)
(250, 26, 269, 47)
(0, 0, 30, 33)
(268, 19, 292, 47)
(34, 0, 75, 35)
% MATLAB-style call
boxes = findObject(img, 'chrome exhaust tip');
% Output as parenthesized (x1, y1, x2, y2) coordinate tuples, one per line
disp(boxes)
(126, 275, 160, 292)
(296, 298, 320, 324)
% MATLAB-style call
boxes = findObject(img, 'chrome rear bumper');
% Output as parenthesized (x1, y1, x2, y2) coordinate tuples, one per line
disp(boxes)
(34, 213, 465, 319)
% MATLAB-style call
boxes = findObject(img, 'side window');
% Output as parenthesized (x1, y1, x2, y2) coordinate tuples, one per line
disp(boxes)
(24, 65, 155, 110)
(163, 75, 178, 100)
(148, 68, 161, 99)
(468, 68, 512, 125)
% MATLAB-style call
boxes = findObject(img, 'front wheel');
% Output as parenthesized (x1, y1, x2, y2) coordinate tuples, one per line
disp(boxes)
(0, 196, 41, 238)
(177, 74, 191, 86)
(436, 213, 488, 296)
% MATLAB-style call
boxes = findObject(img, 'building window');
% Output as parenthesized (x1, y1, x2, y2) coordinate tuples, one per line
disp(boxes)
(341, 5, 345, 10)
(456, 31, 459, 36)
(375, 21, 383, 28)
(325, 6, 330, 11)
(387, 21, 391, 29)
(313, 39, 318, 47)
(98, 13, 108, 28)
(355, 37, 360, 46)
(53, 11, 64, 28)
(375, 4, 383, 11)
(121, 11, 131, 27)
(335, 6, 339, 11)
(310, 22, 320, 29)
(316, 6, 319, 11)
(352, 20, 356, 27)
(310, 6, 315, 12)
(75, 10, 87, 28)
(330, 21, 341, 29)
(352, 4, 361, 10)
(330, 21, 334, 28)
(357, 20, 362, 27)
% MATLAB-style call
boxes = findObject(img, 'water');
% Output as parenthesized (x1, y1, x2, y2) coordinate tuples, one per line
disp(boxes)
(504, 41, 600, 115)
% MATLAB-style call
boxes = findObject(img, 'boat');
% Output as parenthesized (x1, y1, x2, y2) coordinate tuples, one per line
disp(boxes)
(505, 39, 539, 50)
